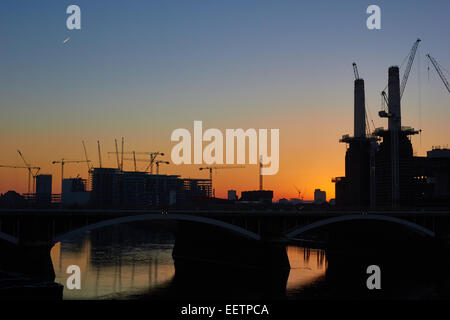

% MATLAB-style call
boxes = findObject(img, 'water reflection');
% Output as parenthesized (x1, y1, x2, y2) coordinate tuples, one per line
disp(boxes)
(285, 246, 327, 295)
(51, 223, 450, 299)
(50, 224, 327, 300)
(51, 225, 175, 299)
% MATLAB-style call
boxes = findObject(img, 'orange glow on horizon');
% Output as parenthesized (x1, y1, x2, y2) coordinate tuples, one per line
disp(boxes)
(1, 92, 448, 202)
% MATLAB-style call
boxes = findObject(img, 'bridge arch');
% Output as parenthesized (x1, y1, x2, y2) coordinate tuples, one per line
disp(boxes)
(286, 214, 435, 239)
(54, 213, 261, 243)
(0, 231, 19, 245)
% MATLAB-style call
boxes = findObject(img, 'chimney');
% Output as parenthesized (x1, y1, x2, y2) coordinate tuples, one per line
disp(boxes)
(388, 66, 401, 131)
(354, 78, 366, 137)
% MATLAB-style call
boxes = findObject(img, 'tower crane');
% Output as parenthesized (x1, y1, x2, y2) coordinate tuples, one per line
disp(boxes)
(109, 137, 125, 170)
(155, 160, 169, 175)
(352, 62, 360, 80)
(114, 139, 121, 170)
(108, 151, 164, 173)
(199, 165, 245, 198)
(121, 157, 146, 172)
(52, 159, 91, 193)
(97, 141, 102, 168)
(121, 137, 124, 171)
(120, 157, 169, 174)
(400, 38, 421, 99)
(293, 185, 304, 201)
(82, 141, 93, 174)
(379, 38, 421, 118)
(17, 150, 40, 193)
(426, 53, 450, 94)
(141, 152, 165, 174)
(0, 165, 40, 170)
(0, 164, 40, 194)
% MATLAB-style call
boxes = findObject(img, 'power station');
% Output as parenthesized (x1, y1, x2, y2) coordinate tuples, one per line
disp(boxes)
(334, 40, 450, 209)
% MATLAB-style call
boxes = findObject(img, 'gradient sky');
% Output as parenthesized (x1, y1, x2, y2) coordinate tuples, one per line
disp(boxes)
(1, 0, 449, 200)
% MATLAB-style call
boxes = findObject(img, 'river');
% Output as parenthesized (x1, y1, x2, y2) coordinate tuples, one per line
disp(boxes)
(50, 223, 449, 300)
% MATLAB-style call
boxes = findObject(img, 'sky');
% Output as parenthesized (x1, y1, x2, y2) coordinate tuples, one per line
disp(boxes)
(0, 0, 449, 200)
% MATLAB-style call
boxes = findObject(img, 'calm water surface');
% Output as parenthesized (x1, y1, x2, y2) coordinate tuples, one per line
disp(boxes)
(50, 224, 327, 300)
(51, 223, 450, 300)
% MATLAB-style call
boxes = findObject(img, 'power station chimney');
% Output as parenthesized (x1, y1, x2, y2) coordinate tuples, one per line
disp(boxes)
(388, 66, 401, 131)
(354, 78, 366, 137)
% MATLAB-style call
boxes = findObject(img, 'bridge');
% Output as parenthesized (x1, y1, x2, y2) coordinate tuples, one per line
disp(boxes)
(0, 209, 449, 282)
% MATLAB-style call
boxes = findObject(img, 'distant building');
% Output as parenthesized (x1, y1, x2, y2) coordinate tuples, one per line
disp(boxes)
(240, 190, 273, 205)
(89, 168, 211, 209)
(332, 66, 450, 209)
(425, 148, 450, 202)
(36, 174, 52, 205)
(0, 191, 26, 208)
(373, 127, 417, 207)
(62, 178, 90, 207)
(182, 178, 212, 201)
(314, 189, 326, 204)
(228, 190, 238, 201)
(90, 168, 119, 208)
(413, 147, 450, 206)
(289, 198, 303, 205)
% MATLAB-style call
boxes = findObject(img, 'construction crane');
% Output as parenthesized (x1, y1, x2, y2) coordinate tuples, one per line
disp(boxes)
(97, 140, 102, 168)
(109, 137, 125, 170)
(0, 165, 40, 170)
(400, 38, 421, 99)
(17, 150, 40, 193)
(52, 159, 91, 193)
(120, 157, 169, 174)
(108, 151, 164, 173)
(0, 164, 40, 194)
(199, 165, 245, 198)
(114, 139, 121, 170)
(121, 137, 124, 171)
(352, 62, 360, 80)
(121, 156, 145, 172)
(380, 38, 421, 118)
(132, 151, 137, 171)
(379, 91, 392, 118)
(155, 160, 169, 175)
(141, 152, 165, 174)
(426, 53, 450, 94)
(293, 185, 304, 201)
(82, 141, 93, 174)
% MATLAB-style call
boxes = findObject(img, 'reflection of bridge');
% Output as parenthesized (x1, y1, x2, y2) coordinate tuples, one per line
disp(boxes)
(0, 209, 449, 281)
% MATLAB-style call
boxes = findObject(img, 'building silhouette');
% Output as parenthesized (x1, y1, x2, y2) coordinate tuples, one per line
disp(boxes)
(90, 168, 211, 209)
(334, 71, 374, 207)
(314, 189, 327, 204)
(334, 66, 450, 209)
(36, 174, 52, 205)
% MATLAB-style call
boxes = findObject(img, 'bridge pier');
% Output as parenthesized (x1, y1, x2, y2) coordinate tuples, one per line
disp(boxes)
(172, 223, 290, 270)
(172, 222, 290, 295)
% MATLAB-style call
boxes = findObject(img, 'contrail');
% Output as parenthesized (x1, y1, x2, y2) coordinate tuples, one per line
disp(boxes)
(63, 37, 70, 44)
